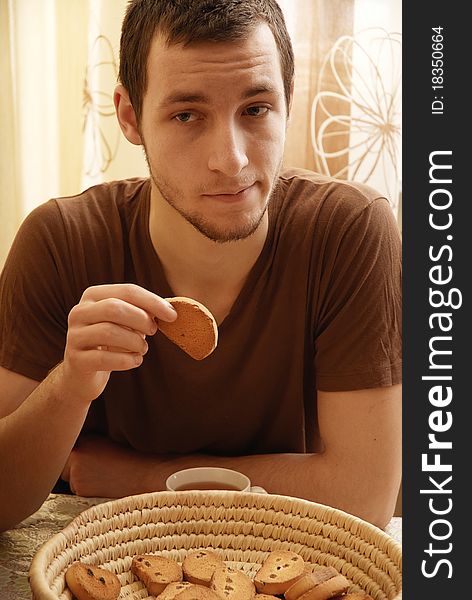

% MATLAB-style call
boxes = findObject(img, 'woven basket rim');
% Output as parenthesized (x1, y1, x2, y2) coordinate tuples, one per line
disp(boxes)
(29, 491, 402, 600)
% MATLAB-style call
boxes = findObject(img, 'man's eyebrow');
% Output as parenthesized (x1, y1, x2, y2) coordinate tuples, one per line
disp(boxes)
(241, 83, 281, 99)
(160, 92, 209, 108)
(159, 84, 280, 108)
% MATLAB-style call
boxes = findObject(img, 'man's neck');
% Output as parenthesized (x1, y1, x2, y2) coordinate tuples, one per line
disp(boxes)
(148, 186, 268, 323)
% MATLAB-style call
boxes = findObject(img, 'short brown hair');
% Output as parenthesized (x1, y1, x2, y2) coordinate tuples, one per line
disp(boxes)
(119, 0, 294, 124)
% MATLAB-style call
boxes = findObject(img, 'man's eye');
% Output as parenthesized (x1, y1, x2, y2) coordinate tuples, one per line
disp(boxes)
(174, 112, 196, 123)
(244, 106, 269, 117)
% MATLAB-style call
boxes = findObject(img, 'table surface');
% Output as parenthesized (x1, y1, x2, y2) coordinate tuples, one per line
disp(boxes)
(0, 493, 402, 600)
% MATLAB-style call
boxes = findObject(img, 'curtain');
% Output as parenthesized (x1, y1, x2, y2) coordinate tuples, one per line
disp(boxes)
(0, 0, 91, 267)
(281, 0, 401, 222)
(0, 0, 22, 268)
(279, 0, 355, 174)
(0, 0, 140, 268)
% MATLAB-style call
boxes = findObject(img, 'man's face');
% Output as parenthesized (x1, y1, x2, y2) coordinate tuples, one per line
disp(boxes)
(139, 23, 289, 243)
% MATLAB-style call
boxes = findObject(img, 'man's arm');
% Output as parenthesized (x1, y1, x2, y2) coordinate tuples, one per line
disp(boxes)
(0, 364, 92, 531)
(64, 384, 401, 529)
(0, 284, 177, 532)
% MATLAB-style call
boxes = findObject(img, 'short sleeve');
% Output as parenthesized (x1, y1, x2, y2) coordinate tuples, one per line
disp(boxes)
(314, 197, 402, 391)
(0, 201, 70, 380)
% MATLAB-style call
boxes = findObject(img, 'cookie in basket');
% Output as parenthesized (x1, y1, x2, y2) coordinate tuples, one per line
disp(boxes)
(131, 554, 183, 595)
(210, 566, 256, 600)
(158, 581, 195, 600)
(333, 594, 374, 600)
(254, 550, 305, 595)
(285, 566, 350, 600)
(174, 583, 223, 600)
(285, 568, 341, 600)
(65, 562, 120, 600)
(182, 550, 225, 585)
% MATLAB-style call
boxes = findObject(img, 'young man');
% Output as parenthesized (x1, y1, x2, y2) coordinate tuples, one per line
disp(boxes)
(0, 0, 401, 531)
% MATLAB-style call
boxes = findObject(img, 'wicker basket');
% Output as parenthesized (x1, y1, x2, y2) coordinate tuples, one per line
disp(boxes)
(29, 491, 402, 600)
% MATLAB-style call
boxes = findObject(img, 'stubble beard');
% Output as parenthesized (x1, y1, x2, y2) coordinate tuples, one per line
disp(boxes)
(143, 148, 281, 244)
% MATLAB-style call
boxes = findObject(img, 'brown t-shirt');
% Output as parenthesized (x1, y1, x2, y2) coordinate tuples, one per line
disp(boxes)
(0, 168, 401, 454)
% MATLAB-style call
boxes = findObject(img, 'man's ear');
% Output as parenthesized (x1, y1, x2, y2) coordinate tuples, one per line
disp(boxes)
(286, 78, 295, 125)
(114, 84, 143, 145)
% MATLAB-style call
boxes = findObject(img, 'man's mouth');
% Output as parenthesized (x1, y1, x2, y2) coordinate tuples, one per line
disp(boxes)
(203, 183, 256, 202)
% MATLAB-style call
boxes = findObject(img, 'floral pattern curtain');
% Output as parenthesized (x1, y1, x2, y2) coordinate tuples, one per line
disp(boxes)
(280, 0, 401, 221)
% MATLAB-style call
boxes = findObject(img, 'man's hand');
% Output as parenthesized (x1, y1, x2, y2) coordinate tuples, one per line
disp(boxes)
(59, 284, 177, 405)
(61, 434, 162, 497)
(0, 285, 176, 530)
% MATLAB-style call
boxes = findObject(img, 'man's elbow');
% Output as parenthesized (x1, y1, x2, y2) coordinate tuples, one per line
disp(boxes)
(0, 514, 20, 534)
(354, 490, 397, 530)
(0, 498, 44, 533)
(363, 506, 394, 530)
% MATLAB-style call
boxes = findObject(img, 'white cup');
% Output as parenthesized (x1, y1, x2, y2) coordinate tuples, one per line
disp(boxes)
(165, 467, 266, 493)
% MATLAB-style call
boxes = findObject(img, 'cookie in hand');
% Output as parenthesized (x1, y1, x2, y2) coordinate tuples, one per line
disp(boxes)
(157, 297, 218, 360)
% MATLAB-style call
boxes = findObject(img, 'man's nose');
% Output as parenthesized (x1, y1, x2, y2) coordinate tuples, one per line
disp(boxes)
(207, 122, 249, 176)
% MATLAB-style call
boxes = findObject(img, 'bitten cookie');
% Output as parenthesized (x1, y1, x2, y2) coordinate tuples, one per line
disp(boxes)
(182, 550, 225, 586)
(131, 554, 183, 596)
(254, 551, 305, 595)
(157, 297, 218, 360)
(210, 566, 256, 600)
(65, 562, 120, 600)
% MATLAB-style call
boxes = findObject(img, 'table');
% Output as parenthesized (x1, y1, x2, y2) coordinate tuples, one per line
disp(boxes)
(0, 493, 402, 600)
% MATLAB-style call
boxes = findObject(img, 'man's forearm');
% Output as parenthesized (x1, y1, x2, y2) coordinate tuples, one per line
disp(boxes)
(67, 437, 399, 530)
(0, 364, 90, 531)
(145, 451, 397, 529)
